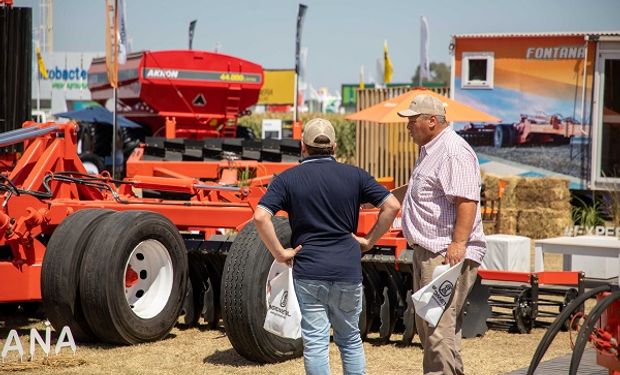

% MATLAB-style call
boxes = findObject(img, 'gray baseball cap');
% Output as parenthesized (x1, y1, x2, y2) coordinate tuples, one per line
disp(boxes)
(302, 118, 336, 148)
(397, 94, 447, 118)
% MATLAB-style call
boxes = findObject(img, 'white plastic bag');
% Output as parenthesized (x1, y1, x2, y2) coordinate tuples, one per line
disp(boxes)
(412, 261, 464, 327)
(263, 260, 302, 339)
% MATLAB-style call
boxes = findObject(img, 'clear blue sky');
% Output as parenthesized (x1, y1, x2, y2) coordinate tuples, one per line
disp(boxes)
(17, 0, 620, 92)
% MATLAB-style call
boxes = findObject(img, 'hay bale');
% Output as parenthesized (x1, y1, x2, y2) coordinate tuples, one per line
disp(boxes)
(499, 176, 521, 209)
(497, 208, 518, 235)
(544, 200, 572, 211)
(515, 186, 571, 204)
(482, 173, 500, 201)
(483, 221, 497, 235)
(516, 177, 569, 191)
(517, 209, 572, 239)
(518, 208, 569, 221)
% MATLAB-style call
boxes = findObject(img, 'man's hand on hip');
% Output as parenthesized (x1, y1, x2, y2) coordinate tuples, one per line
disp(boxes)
(275, 245, 302, 266)
(352, 233, 374, 253)
(444, 241, 466, 266)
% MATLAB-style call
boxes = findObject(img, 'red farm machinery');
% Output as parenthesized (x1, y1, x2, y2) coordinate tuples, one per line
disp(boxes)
(79, 49, 286, 177)
(88, 49, 264, 140)
(0, 6, 618, 369)
(1, 120, 618, 372)
(0, 119, 400, 362)
(458, 112, 589, 148)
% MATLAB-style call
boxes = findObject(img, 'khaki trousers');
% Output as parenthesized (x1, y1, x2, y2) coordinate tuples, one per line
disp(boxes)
(412, 245, 479, 375)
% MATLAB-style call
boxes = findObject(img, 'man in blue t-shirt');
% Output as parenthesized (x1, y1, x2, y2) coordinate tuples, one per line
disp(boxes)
(254, 118, 400, 375)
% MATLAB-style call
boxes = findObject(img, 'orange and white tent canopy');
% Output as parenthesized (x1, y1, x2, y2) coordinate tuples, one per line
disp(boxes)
(345, 89, 500, 124)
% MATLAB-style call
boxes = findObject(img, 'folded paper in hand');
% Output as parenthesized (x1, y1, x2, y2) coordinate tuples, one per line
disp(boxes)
(411, 261, 464, 327)
(263, 260, 302, 339)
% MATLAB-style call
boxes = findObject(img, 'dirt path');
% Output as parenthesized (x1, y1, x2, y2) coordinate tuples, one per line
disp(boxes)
(0, 316, 579, 375)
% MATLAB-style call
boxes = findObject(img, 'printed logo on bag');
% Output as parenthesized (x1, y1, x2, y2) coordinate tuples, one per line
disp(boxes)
(280, 291, 289, 308)
(430, 282, 453, 307)
(438, 281, 454, 297)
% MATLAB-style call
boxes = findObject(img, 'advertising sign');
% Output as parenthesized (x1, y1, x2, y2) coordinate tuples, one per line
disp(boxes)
(32, 52, 103, 101)
(261, 119, 283, 139)
(453, 35, 595, 186)
(258, 70, 295, 105)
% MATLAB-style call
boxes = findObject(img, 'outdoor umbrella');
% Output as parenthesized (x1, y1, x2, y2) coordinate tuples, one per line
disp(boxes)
(55, 106, 141, 128)
(345, 89, 500, 123)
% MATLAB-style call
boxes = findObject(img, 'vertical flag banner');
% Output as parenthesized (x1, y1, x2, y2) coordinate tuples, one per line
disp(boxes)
(189, 20, 197, 50)
(294, 3, 308, 122)
(117, 0, 128, 64)
(35, 46, 48, 79)
(375, 58, 384, 88)
(104, 0, 118, 88)
(295, 4, 308, 75)
(359, 65, 365, 89)
(384, 40, 394, 84)
(299, 46, 308, 90)
(420, 16, 430, 84)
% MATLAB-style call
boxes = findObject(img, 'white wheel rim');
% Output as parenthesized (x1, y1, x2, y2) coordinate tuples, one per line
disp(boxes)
(123, 239, 173, 319)
(83, 161, 99, 175)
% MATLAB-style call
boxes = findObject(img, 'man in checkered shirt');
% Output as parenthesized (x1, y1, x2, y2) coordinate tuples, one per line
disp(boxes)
(398, 94, 486, 375)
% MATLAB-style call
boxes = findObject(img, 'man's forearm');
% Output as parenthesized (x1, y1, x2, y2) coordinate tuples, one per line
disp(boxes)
(254, 212, 285, 258)
(452, 198, 477, 244)
(365, 195, 400, 250)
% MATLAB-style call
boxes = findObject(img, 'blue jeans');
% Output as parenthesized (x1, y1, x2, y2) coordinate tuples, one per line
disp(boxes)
(294, 278, 365, 375)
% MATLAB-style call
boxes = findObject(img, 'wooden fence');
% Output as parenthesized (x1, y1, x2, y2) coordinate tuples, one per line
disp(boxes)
(354, 86, 450, 187)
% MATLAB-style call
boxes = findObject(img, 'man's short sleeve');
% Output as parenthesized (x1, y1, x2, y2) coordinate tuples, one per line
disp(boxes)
(437, 153, 481, 202)
(257, 174, 288, 216)
(360, 169, 391, 207)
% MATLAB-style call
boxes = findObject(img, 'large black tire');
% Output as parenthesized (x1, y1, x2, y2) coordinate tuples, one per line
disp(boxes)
(202, 255, 224, 329)
(493, 125, 505, 148)
(221, 216, 302, 363)
(186, 251, 222, 329)
(504, 125, 516, 147)
(41, 209, 113, 341)
(79, 211, 188, 344)
(79, 152, 105, 175)
(494, 124, 517, 148)
(180, 277, 199, 326)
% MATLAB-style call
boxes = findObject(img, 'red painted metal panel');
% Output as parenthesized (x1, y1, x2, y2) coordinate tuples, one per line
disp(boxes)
(88, 50, 264, 134)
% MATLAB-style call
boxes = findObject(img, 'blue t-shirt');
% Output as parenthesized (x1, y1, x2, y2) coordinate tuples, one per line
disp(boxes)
(257, 155, 390, 283)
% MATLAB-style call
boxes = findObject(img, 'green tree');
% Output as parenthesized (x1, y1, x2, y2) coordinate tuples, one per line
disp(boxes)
(411, 62, 451, 86)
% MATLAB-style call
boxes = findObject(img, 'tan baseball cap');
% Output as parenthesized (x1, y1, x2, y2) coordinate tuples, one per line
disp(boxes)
(397, 94, 447, 118)
(302, 118, 336, 148)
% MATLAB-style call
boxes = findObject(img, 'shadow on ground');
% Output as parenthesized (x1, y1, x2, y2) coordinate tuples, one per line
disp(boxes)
(203, 348, 256, 367)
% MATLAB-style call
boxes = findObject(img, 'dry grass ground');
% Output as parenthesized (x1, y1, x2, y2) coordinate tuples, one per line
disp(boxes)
(0, 248, 585, 375)
(0, 322, 577, 375)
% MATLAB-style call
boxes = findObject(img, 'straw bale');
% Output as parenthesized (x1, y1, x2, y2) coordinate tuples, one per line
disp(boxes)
(517, 209, 572, 239)
(483, 221, 497, 235)
(499, 176, 520, 209)
(482, 173, 500, 201)
(516, 200, 572, 211)
(496, 208, 518, 235)
(515, 186, 571, 203)
(516, 177, 569, 191)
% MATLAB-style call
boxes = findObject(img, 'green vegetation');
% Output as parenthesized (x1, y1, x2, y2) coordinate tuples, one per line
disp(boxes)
(238, 166, 252, 187)
(411, 62, 451, 86)
(608, 191, 620, 227)
(571, 195, 606, 228)
(237, 113, 356, 163)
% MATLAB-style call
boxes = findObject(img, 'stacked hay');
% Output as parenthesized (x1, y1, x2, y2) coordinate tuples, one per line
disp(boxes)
(514, 178, 572, 239)
(481, 175, 572, 238)
(482, 174, 519, 235)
